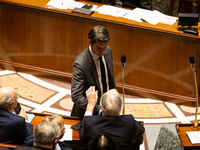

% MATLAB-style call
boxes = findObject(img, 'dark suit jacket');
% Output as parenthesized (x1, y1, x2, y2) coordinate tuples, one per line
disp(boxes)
(0, 108, 33, 145)
(71, 46, 116, 118)
(79, 114, 145, 150)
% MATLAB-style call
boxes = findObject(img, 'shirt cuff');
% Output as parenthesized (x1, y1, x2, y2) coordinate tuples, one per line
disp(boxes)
(84, 111, 93, 116)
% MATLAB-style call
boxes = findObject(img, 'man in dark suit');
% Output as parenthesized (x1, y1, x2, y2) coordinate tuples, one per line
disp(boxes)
(71, 25, 116, 118)
(0, 86, 33, 145)
(79, 87, 145, 150)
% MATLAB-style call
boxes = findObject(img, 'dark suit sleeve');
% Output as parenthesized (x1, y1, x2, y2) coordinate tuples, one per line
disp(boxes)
(71, 62, 88, 110)
(23, 135, 34, 147)
(79, 117, 92, 143)
(131, 117, 145, 139)
(18, 118, 31, 145)
(26, 122, 33, 136)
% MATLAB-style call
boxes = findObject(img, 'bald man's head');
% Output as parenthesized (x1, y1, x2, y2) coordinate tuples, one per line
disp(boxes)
(0, 86, 18, 112)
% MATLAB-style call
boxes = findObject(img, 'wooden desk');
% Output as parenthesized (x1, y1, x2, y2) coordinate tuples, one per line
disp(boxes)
(0, 0, 200, 105)
(30, 112, 87, 150)
(176, 123, 200, 150)
(30, 112, 81, 139)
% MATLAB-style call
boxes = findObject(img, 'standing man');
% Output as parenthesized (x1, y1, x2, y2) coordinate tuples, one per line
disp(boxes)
(71, 25, 116, 118)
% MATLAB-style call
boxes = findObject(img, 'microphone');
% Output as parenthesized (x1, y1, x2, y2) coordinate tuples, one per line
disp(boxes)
(189, 55, 195, 64)
(121, 54, 126, 70)
(189, 55, 195, 70)
(189, 55, 199, 130)
(121, 54, 126, 115)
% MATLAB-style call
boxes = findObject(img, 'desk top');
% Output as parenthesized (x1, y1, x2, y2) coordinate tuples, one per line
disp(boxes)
(1, 0, 200, 38)
(176, 124, 200, 147)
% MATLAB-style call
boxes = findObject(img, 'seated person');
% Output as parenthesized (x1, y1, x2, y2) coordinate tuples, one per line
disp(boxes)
(79, 86, 145, 150)
(34, 121, 60, 150)
(87, 134, 118, 150)
(23, 114, 72, 150)
(0, 86, 33, 145)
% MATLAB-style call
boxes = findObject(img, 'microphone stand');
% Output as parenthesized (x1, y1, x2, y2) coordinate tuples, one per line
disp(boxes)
(121, 54, 126, 115)
(191, 63, 199, 130)
(122, 67, 125, 115)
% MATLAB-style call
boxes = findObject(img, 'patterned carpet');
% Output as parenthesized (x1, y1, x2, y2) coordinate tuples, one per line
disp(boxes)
(0, 70, 199, 150)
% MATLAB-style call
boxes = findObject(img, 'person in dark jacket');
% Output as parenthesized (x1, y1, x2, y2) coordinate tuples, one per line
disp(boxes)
(0, 86, 33, 145)
(79, 87, 145, 150)
(71, 25, 116, 118)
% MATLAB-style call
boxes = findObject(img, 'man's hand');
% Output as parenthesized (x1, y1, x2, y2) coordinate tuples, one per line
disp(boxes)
(18, 107, 28, 120)
(86, 86, 98, 112)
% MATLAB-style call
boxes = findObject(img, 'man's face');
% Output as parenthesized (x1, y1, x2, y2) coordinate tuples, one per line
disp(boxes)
(90, 41, 108, 57)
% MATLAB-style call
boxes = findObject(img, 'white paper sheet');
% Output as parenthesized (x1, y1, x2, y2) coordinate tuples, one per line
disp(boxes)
(186, 131, 200, 144)
(59, 124, 73, 141)
(96, 5, 129, 17)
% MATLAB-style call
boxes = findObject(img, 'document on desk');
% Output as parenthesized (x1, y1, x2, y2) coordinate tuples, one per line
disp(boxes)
(96, 5, 131, 17)
(147, 9, 178, 25)
(123, 10, 143, 22)
(186, 131, 200, 144)
(60, 124, 72, 141)
(26, 113, 35, 123)
(46, 0, 66, 9)
(96, 6, 177, 25)
(125, 8, 177, 25)
(46, 0, 85, 10)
